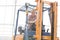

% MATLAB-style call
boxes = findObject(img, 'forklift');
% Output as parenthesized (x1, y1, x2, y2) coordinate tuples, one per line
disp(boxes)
(13, 0, 59, 40)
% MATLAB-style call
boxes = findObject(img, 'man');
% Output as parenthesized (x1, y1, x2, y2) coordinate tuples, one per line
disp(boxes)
(28, 9, 37, 31)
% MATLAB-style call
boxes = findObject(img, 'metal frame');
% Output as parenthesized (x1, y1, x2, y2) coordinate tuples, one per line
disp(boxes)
(35, 0, 43, 40)
(35, 0, 58, 40)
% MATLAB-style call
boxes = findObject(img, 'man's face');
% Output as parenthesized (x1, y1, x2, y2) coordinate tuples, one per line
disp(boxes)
(31, 10, 35, 15)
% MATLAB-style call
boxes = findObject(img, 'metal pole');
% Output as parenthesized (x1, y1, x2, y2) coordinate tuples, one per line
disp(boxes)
(14, 10, 19, 40)
(24, 3, 29, 40)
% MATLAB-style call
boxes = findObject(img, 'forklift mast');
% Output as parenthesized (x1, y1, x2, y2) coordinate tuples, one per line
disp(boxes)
(35, 0, 58, 40)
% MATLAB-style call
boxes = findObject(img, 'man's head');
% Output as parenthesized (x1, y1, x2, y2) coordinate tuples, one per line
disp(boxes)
(31, 9, 36, 15)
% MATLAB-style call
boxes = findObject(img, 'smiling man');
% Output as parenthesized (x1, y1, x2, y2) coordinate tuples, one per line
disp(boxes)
(28, 9, 37, 31)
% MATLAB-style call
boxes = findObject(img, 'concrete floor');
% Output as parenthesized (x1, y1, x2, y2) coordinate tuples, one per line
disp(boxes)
(0, 36, 12, 40)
